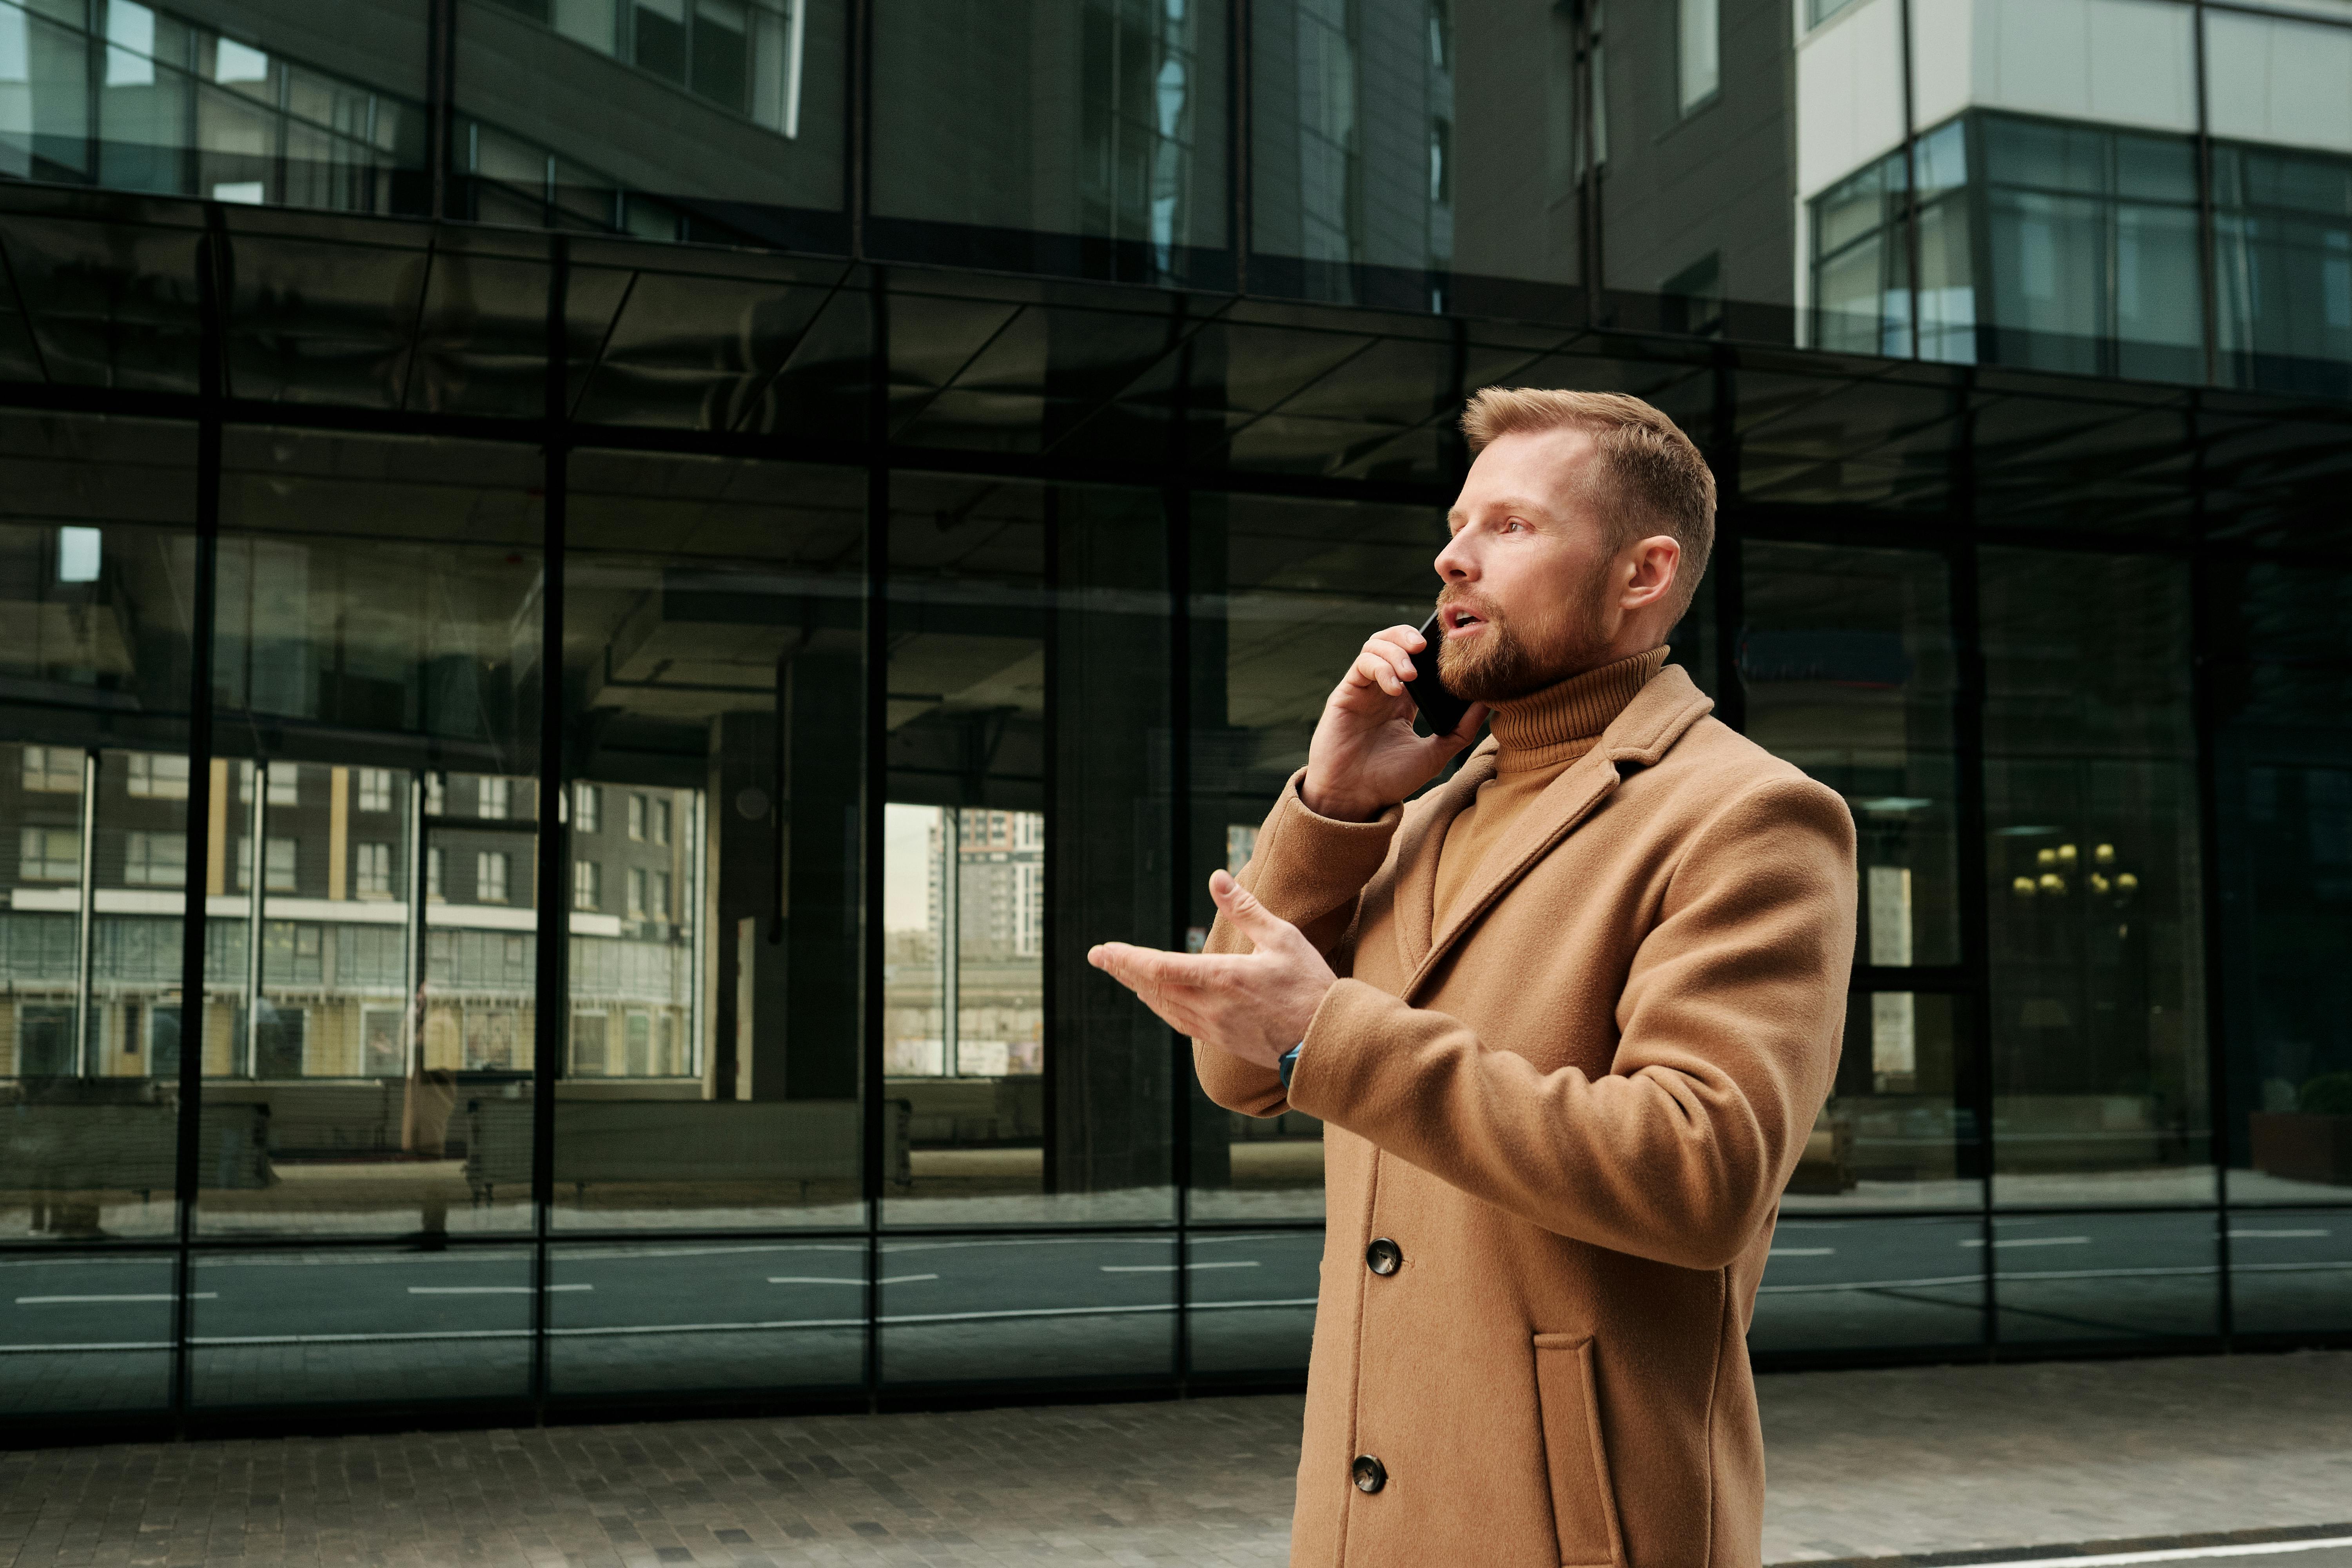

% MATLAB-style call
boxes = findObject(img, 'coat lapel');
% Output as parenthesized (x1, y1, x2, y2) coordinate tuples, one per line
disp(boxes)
(1401, 664, 1717, 1002)
(1389, 740, 1499, 978)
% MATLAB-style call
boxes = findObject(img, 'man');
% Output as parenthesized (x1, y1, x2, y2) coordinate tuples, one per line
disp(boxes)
(1089, 389, 1857, 1567)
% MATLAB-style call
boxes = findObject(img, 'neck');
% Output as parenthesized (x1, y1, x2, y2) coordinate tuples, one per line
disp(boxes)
(1486, 646, 1669, 772)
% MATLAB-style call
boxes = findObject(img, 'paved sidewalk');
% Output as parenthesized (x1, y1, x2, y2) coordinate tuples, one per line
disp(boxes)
(2, 1351, 2347, 1567)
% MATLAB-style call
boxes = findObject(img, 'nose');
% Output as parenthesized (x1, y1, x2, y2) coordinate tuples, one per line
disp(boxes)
(1433, 531, 1473, 583)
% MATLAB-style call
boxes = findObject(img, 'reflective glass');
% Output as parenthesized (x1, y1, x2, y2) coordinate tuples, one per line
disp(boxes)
(2227, 1209, 2352, 1338)
(2214, 141, 2352, 399)
(878, 1233, 1177, 1385)
(202, 429, 544, 1240)
(0, 414, 199, 1247)
(187, 1245, 535, 1408)
(546, 1241, 865, 1396)
(1782, 994, 1977, 1213)
(1183, 1227, 1319, 1374)
(1989, 1210, 2220, 1345)
(558, 449, 866, 1230)
(1740, 542, 1962, 971)
(0, 1250, 176, 1417)
(1980, 114, 2204, 383)
(871, 0, 1227, 282)
(454, 0, 845, 247)
(1251, 0, 1580, 307)
(883, 475, 1174, 1225)
(1185, 491, 1449, 1223)
(1749, 1216, 1985, 1355)
(0, 0, 430, 215)
(1981, 548, 2210, 1209)
(2210, 562, 2352, 1209)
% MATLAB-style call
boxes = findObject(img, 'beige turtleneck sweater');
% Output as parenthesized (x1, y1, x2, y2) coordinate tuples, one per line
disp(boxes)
(1431, 645, 1672, 928)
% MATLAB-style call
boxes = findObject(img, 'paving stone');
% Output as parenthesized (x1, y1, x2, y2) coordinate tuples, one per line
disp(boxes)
(6, 1354, 2350, 1564)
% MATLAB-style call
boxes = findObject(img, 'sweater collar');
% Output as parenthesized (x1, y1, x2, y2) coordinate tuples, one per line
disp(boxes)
(1486, 646, 1671, 774)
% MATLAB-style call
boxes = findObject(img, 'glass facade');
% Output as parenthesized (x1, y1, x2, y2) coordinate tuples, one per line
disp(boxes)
(2, 0, 2350, 1436)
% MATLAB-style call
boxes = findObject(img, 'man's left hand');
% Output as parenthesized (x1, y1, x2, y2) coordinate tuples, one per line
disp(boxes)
(1087, 869, 1335, 1073)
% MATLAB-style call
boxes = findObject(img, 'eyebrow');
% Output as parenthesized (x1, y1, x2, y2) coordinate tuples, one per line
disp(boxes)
(1446, 496, 1553, 531)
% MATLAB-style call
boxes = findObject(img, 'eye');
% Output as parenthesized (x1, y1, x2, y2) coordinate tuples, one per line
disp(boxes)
(1503, 518, 1528, 534)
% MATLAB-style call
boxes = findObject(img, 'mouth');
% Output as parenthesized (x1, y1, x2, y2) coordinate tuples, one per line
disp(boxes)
(1441, 605, 1490, 637)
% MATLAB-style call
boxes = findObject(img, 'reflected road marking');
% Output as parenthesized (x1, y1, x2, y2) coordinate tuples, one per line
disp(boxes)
(407, 1285, 593, 1295)
(1100, 1261, 1260, 1273)
(2230, 1229, 2329, 1239)
(766, 1275, 939, 1286)
(1769, 1248, 1835, 1257)
(15, 1294, 216, 1304)
(1960, 1236, 2090, 1248)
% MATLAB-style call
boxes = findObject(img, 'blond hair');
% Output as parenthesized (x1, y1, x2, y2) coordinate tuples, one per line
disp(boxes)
(1459, 388, 1717, 624)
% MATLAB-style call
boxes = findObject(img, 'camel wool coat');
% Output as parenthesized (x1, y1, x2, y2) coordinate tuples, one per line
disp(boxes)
(1196, 662, 1856, 1568)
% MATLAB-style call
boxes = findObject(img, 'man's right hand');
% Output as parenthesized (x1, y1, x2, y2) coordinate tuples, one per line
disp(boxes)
(1300, 626, 1489, 822)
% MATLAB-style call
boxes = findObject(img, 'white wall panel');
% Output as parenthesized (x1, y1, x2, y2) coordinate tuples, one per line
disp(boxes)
(1975, 0, 2196, 134)
(1910, 0, 1974, 132)
(2207, 9, 2352, 153)
(1797, 0, 1907, 198)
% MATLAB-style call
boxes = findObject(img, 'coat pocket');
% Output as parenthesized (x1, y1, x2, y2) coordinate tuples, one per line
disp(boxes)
(1531, 1333, 1625, 1568)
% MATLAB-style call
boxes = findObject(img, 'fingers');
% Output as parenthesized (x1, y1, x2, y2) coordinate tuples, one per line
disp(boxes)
(1207, 869, 1310, 957)
(1087, 942, 1216, 1036)
(1444, 701, 1491, 747)
(1347, 638, 1420, 698)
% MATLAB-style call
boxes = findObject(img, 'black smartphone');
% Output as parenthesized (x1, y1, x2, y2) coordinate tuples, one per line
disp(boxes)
(1408, 611, 1472, 738)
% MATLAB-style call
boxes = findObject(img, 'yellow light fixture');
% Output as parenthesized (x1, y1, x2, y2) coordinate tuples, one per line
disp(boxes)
(2058, 843, 2078, 867)
(2089, 872, 2111, 895)
(2012, 875, 2037, 898)
(2036, 847, 2058, 868)
(2116, 872, 2139, 893)
(2038, 872, 2067, 896)
(2094, 843, 2116, 866)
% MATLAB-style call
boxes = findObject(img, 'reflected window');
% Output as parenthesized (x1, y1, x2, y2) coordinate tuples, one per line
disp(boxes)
(123, 830, 185, 887)
(355, 842, 394, 898)
(573, 859, 601, 911)
(1676, 0, 1717, 116)
(476, 850, 511, 905)
(573, 782, 601, 833)
(356, 769, 395, 812)
(2215, 140, 2352, 398)
(21, 747, 82, 794)
(124, 753, 187, 799)
(17, 826, 80, 881)
(884, 804, 1046, 1079)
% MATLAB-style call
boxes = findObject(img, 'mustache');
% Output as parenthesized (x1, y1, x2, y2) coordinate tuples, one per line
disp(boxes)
(1435, 587, 1503, 622)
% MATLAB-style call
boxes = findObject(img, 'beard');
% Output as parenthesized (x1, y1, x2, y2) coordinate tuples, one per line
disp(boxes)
(1434, 575, 1616, 705)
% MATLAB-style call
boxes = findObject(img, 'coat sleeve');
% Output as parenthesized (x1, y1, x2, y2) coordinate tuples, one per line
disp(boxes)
(1192, 767, 1403, 1119)
(1283, 773, 1857, 1271)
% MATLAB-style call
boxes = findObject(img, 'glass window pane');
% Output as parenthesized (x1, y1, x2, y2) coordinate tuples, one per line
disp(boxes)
(2227, 1209, 2352, 1338)
(556, 449, 866, 1230)
(0, 1251, 176, 1419)
(2211, 561, 2352, 1209)
(546, 1241, 865, 1397)
(1749, 1216, 1986, 1355)
(1982, 548, 2211, 1209)
(0, 0, 430, 214)
(1785, 993, 1980, 1213)
(885, 475, 1173, 1226)
(872, 0, 1228, 282)
(1186, 492, 1451, 1223)
(1741, 541, 1962, 972)
(0, 414, 198, 1247)
(878, 1234, 1177, 1385)
(1184, 1227, 1320, 1375)
(1990, 1210, 2219, 1345)
(188, 1246, 535, 1408)
(203, 429, 544, 1240)
(454, 0, 844, 247)
(1252, 0, 1580, 303)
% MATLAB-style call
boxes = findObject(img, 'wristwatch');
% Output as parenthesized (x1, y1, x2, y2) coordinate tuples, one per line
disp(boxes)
(1278, 1041, 1304, 1088)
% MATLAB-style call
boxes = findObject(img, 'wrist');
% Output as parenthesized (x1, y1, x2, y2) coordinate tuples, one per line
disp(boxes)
(1299, 776, 1383, 822)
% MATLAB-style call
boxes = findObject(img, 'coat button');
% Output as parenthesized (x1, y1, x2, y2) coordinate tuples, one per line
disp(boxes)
(1364, 1238, 1402, 1276)
(1351, 1454, 1387, 1494)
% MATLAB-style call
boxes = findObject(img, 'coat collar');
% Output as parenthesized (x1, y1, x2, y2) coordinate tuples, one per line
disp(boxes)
(1391, 661, 1716, 999)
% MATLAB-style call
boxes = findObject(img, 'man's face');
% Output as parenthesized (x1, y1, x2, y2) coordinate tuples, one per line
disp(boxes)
(1431, 426, 1622, 704)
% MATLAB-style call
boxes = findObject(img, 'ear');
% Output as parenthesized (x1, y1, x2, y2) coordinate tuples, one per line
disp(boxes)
(1618, 535, 1682, 613)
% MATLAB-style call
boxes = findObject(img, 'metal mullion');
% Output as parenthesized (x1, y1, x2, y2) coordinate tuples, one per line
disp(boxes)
(528, 236, 572, 1421)
(1948, 525, 1997, 1357)
(1166, 475, 1193, 1394)
(171, 232, 225, 1432)
(860, 269, 890, 1409)
(73, 749, 98, 1078)
(2187, 409, 2236, 1348)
